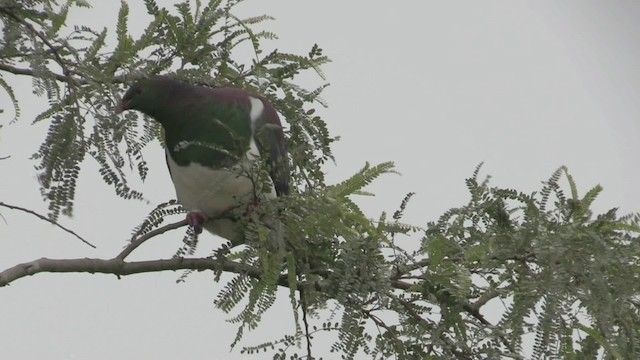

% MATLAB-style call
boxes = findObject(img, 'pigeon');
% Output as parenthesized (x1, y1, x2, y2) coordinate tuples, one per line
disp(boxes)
(116, 75, 289, 242)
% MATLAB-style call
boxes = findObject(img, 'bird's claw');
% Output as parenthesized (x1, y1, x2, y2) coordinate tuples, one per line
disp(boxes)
(187, 211, 208, 234)
(244, 196, 263, 219)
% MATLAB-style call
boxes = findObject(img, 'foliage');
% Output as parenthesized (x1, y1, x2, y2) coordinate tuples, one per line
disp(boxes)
(2, 1, 640, 359)
(0, 0, 332, 221)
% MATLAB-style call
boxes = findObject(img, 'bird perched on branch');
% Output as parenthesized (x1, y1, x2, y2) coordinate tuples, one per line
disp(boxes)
(116, 75, 289, 243)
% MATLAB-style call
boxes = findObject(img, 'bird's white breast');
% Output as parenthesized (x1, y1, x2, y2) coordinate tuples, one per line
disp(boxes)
(166, 95, 275, 217)
(167, 146, 276, 221)
(166, 146, 257, 217)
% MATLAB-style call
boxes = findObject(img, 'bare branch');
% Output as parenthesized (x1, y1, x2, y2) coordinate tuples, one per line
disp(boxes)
(471, 288, 501, 310)
(0, 256, 275, 287)
(0, 202, 95, 248)
(117, 219, 188, 260)
(0, 63, 69, 82)
(362, 308, 406, 358)
(0, 63, 127, 86)
(299, 289, 313, 360)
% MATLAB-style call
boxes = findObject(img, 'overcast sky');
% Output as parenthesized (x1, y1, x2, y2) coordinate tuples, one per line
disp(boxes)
(1, 1, 640, 359)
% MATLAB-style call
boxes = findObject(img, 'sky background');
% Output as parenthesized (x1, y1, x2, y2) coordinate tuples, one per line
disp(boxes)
(1, 1, 640, 359)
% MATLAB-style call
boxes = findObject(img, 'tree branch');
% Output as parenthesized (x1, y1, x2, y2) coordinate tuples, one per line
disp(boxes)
(362, 308, 407, 358)
(0, 63, 127, 86)
(0, 8, 75, 86)
(0, 63, 69, 82)
(471, 288, 501, 310)
(0, 217, 515, 356)
(117, 219, 188, 260)
(0, 201, 95, 248)
(390, 279, 515, 354)
(0, 256, 274, 288)
(390, 294, 473, 359)
(0, 205, 512, 355)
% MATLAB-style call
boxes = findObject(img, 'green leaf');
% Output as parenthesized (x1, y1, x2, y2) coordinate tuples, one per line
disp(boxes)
(576, 324, 623, 360)
(464, 244, 488, 262)
(426, 234, 447, 269)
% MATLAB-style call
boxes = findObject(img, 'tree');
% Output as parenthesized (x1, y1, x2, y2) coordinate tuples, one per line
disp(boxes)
(1, 1, 639, 359)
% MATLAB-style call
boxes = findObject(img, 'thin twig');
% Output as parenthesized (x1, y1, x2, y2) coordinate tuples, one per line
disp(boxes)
(363, 309, 404, 359)
(0, 202, 95, 248)
(471, 288, 501, 310)
(300, 288, 313, 360)
(117, 219, 188, 260)
(0, 63, 69, 82)
(0, 8, 74, 85)
(390, 294, 472, 359)
(0, 63, 126, 86)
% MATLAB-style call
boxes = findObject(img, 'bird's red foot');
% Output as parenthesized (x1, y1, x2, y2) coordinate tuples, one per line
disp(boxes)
(244, 197, 263, 219)
(187, 211, 208, 234)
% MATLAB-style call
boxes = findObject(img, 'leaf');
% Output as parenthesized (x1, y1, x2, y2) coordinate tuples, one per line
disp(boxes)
(426, 234, 447, 269)
(464, 244, 488, 262)
(576, 324, 624, 360)
(0, 76, 20, 123)
(327, 161, 397, 198)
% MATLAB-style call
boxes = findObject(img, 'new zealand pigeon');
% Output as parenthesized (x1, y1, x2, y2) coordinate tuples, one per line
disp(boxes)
(115, 75, 289, 242)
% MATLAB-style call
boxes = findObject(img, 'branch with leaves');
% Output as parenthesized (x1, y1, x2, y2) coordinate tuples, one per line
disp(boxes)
(2, 165, 639, 359)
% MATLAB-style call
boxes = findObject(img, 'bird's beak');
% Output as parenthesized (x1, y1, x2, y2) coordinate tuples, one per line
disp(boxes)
(115, 99, 128, 114)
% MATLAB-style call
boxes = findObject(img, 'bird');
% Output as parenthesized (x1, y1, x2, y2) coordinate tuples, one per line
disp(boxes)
(115, 75, 289, 243)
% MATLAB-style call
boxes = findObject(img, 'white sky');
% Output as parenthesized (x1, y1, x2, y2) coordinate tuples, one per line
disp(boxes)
(1, 1, 640, 359)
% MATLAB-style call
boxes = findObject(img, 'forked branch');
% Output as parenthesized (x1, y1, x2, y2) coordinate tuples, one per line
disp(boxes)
(0, 256, 274, 287)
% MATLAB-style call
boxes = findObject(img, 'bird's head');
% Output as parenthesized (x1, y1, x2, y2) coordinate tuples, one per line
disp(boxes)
(115, 76, 177, 116)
